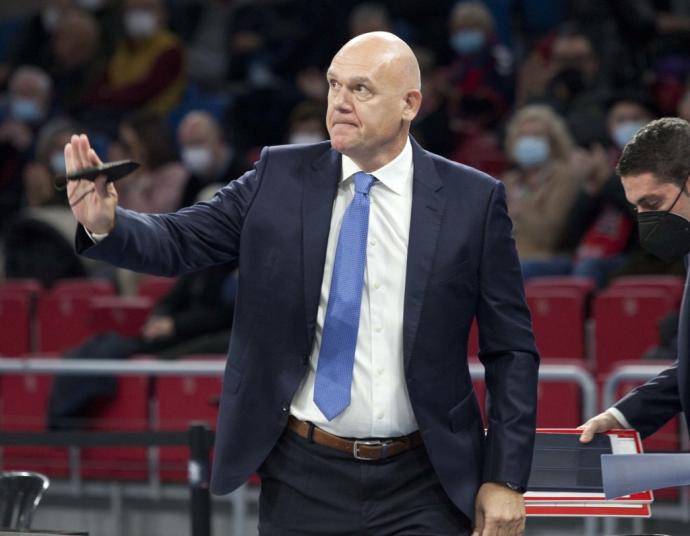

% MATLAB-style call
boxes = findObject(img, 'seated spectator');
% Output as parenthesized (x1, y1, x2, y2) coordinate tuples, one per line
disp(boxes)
(177, 110, 247, 207)
(0, 0, 73, 85)
(83, 0, 186, 120)
(444, 1, 514, 118)
(348, 3, 392, 37)
(411, 46, 454, 158)
(0, 66, 54, 230)
(561, 91, 657, 286)
(517, 23, 609, 146)
(502, 104, 582, 279)
(50, 8, 106, 118)
(286, 101, 327, 145)
(46, 263, 237, 429)
(112, 110, 188, 213)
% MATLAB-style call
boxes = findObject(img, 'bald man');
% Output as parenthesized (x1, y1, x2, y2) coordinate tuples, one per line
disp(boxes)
(65, 32, 538, 536)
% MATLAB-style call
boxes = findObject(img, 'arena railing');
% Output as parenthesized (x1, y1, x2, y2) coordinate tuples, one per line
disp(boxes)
(0, 358, 598, 536)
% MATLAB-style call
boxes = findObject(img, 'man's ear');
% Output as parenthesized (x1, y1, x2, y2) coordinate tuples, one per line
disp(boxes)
(402, 89, 422, 122)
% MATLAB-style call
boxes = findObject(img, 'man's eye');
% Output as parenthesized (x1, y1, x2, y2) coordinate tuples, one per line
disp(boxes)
(354, 85, 371, 95)
(329, 80, 339, 89)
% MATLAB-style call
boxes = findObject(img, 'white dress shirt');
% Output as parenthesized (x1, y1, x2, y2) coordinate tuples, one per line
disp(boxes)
(290, 138, 418, 438)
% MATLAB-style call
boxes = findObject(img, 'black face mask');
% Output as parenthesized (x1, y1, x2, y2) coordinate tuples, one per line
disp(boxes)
(637, 187, 690, 262)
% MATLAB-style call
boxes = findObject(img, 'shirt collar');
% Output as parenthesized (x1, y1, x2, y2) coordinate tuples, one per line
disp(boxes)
(340, 137, 412, 196)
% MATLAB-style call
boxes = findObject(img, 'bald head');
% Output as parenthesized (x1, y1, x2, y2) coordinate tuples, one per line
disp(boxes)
(326, 31, 422, 171)
(334, 32, 421, 92)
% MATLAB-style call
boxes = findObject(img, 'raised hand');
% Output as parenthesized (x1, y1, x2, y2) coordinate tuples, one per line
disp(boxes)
(65, 134, 118, 234)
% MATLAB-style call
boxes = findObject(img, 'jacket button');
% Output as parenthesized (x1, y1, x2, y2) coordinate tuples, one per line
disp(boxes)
(281, 402, 289, 412)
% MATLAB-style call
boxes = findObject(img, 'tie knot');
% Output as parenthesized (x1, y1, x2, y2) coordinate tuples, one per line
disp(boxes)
(353, 172, 375, 195)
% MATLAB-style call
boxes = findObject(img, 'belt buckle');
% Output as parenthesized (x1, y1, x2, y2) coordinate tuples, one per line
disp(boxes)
(352, 439, 390, 461)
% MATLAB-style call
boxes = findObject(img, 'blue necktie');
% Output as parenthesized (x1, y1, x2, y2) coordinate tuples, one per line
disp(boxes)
(314, 171, 376, 420)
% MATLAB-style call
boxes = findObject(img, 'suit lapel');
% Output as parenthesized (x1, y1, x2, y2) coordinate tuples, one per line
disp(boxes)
(303, 148, 341, 350)
(403, 140, 446, 367)
(679, 256, 690, 432)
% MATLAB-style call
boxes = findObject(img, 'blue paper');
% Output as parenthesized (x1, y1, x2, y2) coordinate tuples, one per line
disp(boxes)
(602, 453, 690, 499)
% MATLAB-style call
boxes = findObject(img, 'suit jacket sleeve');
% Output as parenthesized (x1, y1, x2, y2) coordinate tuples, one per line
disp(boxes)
(476, 181, 540, 489)
(614, 363, 682, 438)
(75, 148, 268, 276)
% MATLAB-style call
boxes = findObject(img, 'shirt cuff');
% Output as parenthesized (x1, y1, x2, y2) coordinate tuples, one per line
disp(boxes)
(85, 227, 109, 243)
(606, 407, 632, 429)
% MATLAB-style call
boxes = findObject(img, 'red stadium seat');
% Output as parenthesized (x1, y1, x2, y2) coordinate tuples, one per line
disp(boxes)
(50, 278, 116, 297)
(525, 276, 596, 297)
(80, 374, 150, 481)
(89, 296, 154, 338)
(593, 288, 675, 375)
(37, 280, 116, 352)
(526, 288, 587, 360)
(154, 355, 223, 482)
(0, 356, 69, 477)
(0, 295, 32, 356)
(610, 275, 685, 307)
(536, 359, 584, 428)
(137, 276, 177, 304)
(0, 279, 43, 298)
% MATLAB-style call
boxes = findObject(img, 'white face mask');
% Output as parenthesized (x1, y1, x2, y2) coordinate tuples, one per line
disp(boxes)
(50, 151, 66, 175)
(124, 9, 158, 39)
(289, 132, 325, 145)
(182, 146, 213, 174)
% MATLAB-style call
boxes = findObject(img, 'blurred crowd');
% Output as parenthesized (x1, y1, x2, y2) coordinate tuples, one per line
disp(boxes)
(1, 0, 690, 289)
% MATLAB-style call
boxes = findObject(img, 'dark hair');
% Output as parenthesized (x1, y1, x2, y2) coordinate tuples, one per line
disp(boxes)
(616, 117, 690, 188)
(121, 110, 178, 170)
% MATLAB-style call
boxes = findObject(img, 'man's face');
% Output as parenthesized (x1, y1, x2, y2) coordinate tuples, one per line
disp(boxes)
(326, 44, 416, 169)
(552, 36, 597, 80)
(622, 172, 690, 219)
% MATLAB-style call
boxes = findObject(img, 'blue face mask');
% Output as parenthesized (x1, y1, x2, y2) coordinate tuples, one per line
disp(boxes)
(612, 120, 645, 149)
(512, 136, 550, 168)
(10, 97, 43, 123)
(450, 30, 486, 55)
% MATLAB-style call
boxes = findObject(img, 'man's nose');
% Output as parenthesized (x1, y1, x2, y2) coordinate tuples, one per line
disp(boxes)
(333, 88, 353, 111)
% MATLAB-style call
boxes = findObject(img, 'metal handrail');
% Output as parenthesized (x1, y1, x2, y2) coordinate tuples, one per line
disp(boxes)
(0, 358, 597, 418)
(470, 361, 597, 419)
(603, 363, 671, 409)
(0, 357, 226, 376)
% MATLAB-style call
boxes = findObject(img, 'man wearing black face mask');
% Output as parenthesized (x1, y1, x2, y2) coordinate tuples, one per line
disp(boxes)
(579, 117, 690, 443)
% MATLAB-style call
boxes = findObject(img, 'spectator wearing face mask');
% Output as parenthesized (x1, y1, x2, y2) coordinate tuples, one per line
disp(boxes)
(83, 0, 186, 119)
(177, 111, 247, 207)
(501, 104, 583, 279)
(444, 1, 515, 118)
(561, 91, 663, 285)
(286, 101, 328, 146)
(0, 66, 54, 231)
(518, 24, 609, 146)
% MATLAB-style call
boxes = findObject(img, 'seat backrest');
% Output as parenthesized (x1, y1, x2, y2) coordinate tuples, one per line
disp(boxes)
(0, 471, 49, 529)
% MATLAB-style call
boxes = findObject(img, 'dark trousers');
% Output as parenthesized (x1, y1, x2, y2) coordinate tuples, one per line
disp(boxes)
(258, 428, 472, 535)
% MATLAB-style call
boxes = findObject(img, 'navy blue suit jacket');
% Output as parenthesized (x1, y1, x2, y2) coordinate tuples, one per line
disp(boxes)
(615, 261, 690, 438)
(77, 139, 539, 520)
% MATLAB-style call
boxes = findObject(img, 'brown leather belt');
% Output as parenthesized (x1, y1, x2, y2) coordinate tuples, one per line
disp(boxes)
(287, 416, 423, 461)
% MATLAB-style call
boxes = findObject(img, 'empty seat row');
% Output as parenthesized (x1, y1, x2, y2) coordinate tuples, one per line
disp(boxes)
(0, 277, 178, 355)
(0, 355, 222, 482)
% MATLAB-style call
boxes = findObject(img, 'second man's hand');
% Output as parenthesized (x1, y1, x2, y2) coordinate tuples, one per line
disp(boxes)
(64, 134, 118, 235)
(578, 411, 624, 443)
